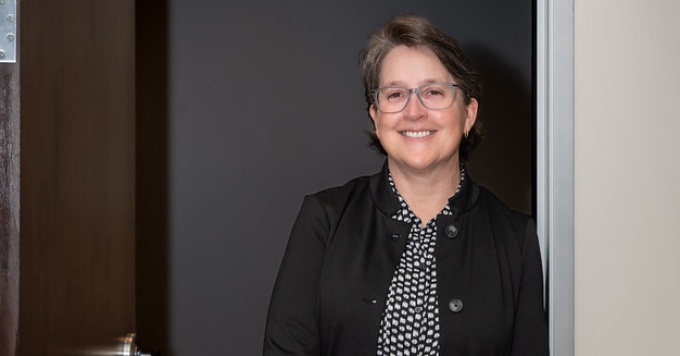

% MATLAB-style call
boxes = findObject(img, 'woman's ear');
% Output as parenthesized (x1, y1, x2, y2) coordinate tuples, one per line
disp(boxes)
(464, 98, 479, 134)
(369, 105, 379, 135)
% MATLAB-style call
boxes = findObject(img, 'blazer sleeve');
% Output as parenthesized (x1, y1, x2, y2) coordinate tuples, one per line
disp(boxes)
(511, 219, 550, 355)
(263, 195, 329, 356)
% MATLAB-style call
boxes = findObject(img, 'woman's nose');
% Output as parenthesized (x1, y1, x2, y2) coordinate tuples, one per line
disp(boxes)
(403, 92, 427, 120)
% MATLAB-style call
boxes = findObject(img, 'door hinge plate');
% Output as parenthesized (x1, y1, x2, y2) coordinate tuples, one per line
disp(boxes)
(0, 0, 17, 63)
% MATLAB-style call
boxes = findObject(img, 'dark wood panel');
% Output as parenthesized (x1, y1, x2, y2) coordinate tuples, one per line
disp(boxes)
(18, 0, 136, 354)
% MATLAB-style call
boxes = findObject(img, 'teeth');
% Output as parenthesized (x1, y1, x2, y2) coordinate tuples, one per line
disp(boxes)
(402, 131, 433, 138)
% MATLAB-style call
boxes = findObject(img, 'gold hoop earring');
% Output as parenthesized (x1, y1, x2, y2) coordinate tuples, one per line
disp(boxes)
(464, 131, 469, 138)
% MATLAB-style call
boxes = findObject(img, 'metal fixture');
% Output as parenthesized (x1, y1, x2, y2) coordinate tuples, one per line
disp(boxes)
(122, 333, 154, 356)
(0, 0, 16, 63)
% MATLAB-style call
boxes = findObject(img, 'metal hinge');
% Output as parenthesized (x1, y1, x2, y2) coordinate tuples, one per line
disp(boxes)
(0, 0, 17, 63)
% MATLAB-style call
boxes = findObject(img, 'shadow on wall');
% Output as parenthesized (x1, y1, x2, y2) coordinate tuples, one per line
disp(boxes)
(136, 0, 169, 354)
(466, 44, 534, 216)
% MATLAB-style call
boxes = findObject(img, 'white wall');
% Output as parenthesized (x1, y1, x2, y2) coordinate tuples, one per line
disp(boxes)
(575, 0, 680, 354)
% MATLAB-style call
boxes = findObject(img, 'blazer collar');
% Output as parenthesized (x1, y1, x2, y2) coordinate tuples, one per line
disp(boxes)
(368, 161, 480, 217)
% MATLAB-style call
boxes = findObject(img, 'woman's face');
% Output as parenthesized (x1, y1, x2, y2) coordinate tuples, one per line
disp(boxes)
(369, 45, 478, 175)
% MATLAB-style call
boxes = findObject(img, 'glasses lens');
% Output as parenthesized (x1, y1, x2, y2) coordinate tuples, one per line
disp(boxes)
(418, 83, 455, 110)
(376, 87, 409, 113)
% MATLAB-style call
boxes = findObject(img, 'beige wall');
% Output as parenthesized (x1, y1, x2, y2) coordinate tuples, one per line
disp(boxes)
(575, 0, 680, 354)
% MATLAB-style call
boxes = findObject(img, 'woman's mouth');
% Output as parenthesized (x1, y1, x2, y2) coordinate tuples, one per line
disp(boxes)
(400, 131, 435, 138)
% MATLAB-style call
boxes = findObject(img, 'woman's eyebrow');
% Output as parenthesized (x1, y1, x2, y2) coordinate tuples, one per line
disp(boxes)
(381, 78, 445, 87)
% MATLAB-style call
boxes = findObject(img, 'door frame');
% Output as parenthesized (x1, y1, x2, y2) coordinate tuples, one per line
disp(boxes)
(0, 0, 20, 354)
(536, 0, 575, 355)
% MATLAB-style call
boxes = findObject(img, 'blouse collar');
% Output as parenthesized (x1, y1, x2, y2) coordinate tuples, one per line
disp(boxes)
(369, 160, 479, 218)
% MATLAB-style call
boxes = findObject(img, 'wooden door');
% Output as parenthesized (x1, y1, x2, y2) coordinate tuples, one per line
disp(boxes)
(0, 1, 137, 354)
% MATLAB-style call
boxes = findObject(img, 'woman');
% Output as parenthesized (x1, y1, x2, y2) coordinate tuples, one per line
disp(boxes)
(264, 14, 548, 355)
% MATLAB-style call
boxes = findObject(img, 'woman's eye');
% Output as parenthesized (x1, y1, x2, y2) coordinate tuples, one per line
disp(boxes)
(424, 88, 444, 96)
(386, 91, 405, 100)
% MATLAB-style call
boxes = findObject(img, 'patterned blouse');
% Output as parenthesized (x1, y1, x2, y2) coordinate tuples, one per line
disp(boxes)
(377, 167, 465, 356)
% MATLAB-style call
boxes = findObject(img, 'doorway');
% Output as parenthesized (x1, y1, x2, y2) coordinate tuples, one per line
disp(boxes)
(138, 1, 537, 354)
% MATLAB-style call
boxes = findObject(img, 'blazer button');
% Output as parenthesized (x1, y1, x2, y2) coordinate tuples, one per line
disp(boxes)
(449, 298, 464, 313)
(388, 233, 401, 239)
(444, 225, 458, 238)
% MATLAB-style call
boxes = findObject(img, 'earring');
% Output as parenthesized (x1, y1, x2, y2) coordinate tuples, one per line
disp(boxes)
(464, 131, 469, 138)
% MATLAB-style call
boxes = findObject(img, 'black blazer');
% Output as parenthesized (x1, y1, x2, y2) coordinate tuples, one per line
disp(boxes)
(264, 165, 549, 355)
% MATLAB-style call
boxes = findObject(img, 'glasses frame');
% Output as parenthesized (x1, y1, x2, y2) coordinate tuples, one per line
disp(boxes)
(372, 82, 461, 113)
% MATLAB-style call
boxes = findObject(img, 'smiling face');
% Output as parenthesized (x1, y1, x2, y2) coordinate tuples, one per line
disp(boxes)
(369, 45, 478, 175)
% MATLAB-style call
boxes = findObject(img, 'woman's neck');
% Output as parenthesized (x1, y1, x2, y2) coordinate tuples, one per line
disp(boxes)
(388, 159, 461, 225)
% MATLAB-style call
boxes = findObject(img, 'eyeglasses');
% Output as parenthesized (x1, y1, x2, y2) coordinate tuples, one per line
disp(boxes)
(372, 82, 461, 113)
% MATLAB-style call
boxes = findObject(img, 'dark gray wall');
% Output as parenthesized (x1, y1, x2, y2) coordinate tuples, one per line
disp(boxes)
(163, 1, 532, 354)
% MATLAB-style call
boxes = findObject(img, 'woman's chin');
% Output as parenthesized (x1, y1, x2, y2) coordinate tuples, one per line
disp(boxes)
(389, 156, 455, 174)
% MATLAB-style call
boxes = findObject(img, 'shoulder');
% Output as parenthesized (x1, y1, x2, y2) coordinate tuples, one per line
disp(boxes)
(306, 173, 374, 212)
(476, 186, 530, 222)
(293, 173, 376, 246)
(474, 184, 535, 245)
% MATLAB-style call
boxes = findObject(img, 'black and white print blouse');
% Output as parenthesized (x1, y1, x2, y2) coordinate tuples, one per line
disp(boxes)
(376, 167, 465, 356)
